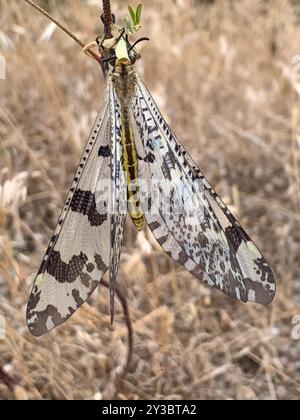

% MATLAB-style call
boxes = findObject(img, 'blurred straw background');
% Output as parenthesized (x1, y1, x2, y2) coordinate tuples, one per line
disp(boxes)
(0, 0, 300, 400)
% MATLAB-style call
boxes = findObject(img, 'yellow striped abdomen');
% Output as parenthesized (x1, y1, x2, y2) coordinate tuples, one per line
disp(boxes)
(121, 110, 144, 231)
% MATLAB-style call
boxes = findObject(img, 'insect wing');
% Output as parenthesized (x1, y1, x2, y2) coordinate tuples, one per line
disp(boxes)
(133, 79, 276, 305)
(108, 81, 127, 322)
(27, 96, 112, 336)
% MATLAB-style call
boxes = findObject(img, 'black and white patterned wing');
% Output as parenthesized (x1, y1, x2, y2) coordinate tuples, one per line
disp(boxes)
(132, 79, 276, 305)
(27, 95, 112, 337)
(108, 81, 127, 322)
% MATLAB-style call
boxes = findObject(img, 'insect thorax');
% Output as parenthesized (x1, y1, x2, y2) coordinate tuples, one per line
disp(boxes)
(112, 63, 137, 104)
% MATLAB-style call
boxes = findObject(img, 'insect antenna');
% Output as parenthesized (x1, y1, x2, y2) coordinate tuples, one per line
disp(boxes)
(100, 54, 117, 64)
(128, 37, 150, 52)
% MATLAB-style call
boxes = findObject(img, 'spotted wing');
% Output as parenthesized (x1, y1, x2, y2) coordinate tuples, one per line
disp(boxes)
(108, 81, 127, 322)
(132, 79, 276, 305)
(27, 94, 112, 336)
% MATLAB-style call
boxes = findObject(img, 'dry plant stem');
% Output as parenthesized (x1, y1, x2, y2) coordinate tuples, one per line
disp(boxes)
(23, 0, 100, 62)
(102, 0, 113, 38)
(101, 280, 134, 376)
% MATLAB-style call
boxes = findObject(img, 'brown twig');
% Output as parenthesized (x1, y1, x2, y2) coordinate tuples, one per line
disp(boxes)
(102, 0, 113, 38)
(101, 280, 133, 376)
(23, 0, 100, 62)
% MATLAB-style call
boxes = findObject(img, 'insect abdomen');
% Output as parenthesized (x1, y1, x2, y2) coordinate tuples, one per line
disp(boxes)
(121, 112, 144, 231)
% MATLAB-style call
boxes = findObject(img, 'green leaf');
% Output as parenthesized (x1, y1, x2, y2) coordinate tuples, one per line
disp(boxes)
(136, 4, 143, 25)
(128, 5, 136, 25)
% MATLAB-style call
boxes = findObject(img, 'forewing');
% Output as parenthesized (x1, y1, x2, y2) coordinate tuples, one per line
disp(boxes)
(132, 79, 276, 305)
(27, 95, 112, 336)
(108, 81, 127, 322)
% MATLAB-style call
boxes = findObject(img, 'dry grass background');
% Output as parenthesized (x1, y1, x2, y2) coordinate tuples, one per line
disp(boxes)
(0, 0, 300, 400)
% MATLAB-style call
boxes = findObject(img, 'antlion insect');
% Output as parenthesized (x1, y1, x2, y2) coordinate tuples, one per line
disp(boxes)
(24, 0, 276, 337)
